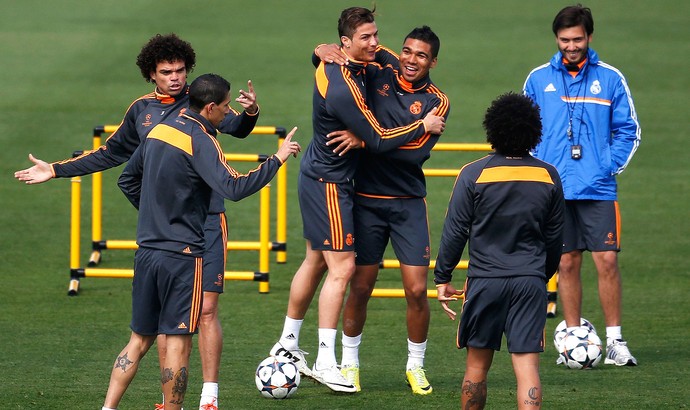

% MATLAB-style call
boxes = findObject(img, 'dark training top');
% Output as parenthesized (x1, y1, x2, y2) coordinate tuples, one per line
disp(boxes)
(356, 46, 450, 198)
(50, 84, 258, 213)
(118, 110, 283, 257)
(301, 53, 430, 184)
(434, 154, 565, 285)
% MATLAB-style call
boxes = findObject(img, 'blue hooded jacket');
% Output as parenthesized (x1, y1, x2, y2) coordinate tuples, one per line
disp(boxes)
(523, 48, 641, 200)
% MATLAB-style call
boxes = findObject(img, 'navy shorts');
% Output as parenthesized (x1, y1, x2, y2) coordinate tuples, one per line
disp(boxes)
(298, 172, 355, 251)
(203, 212, 227, 293)
(562, 200, 621, 253)
(354, 195, 431, 266)
(458, 276, 546, 353)
(131, 247, 203, 336)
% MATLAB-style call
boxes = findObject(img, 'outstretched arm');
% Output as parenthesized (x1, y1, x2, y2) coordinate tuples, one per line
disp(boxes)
(217, 80, 260, 139)
(14, 154, 54, 184)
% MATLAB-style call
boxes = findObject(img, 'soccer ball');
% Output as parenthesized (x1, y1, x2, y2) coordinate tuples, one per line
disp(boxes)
(559, 327, 603, 369)
(255, 355, 300, 399)
(553, 317, 596, 350)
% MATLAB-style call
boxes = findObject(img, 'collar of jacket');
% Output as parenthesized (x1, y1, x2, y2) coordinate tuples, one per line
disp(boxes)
(396, 72, 430, 93)
(155, 84, 190, 104)
(550, 48, 600, 72)
(180, 109, 218, 137)
(342, 48, 369, 73)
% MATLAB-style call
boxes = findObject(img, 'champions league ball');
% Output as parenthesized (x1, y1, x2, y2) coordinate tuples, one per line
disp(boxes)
(553, 317, 596, 350)
(255, 355, 300, 399)
(559, 327, 603, 369)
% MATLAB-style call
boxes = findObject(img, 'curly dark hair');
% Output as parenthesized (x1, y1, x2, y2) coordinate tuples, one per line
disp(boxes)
(483, 92, 542, 156)
(136, 33, 196, 83)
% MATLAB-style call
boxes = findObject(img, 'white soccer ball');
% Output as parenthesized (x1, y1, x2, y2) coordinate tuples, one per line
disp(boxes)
(553, 317, 596, 350)
(559, 327, 603, 369)
(255, 355, 300, 399)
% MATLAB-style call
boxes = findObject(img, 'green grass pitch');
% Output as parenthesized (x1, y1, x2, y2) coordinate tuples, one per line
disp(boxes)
(1, 0, 688, 408)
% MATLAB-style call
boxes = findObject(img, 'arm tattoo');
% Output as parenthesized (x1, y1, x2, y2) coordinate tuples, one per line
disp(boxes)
(114, 353, 134, 372)
(462, 379, 487, 409)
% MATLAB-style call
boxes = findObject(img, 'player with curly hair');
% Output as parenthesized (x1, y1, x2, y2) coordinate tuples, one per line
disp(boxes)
(434, 92, 565, 409)
(15, 33, 261, 410)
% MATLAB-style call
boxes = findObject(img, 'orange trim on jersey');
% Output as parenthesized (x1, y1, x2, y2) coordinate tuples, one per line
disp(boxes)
(188, 257, 203, 333)
(476, 166, 554, 185)
(182, 113, 259, 179)
(340, 65, 424, 140)
(398, 84, 449, 150)
(614, 200, 621, 248)
(147, 124, 193, 155)
(326, 183, 343, 250)
(398, 133, 431, 150)
(356, 192, 415, 200)
(429, 84, 450, 117)
(220, 212, 228, 292)
(560, 96, 612, 106)
(52, 93, 157, 167)
(316, 63, 328, 98)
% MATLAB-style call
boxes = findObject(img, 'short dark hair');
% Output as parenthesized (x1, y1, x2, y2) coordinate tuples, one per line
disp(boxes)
(338, 6, 376, 40)
(552, 4, 594, 36)
(405, 26, 440, 59)
(188, 74, 231, 112)
(136, 33, 196, 83)
(483, 92, 542, 156)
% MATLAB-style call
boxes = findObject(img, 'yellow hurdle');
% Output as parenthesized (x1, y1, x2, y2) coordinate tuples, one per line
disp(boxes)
(68, 125, 287, 295)
(374, 142, 492, 299)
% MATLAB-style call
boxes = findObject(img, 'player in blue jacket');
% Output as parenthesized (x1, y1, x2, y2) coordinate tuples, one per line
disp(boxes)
(523, 4, 640, 367)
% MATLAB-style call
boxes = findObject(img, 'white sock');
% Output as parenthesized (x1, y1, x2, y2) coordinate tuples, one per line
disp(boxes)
(315, 328, 337, 369)
(606, 326, 622, 345)
(341, 333, 362, 366)
(200, 381, 218, 404)
(102, 407, 116, 410)
(279, 316, 303, 350)
(406, 339, 427, 370)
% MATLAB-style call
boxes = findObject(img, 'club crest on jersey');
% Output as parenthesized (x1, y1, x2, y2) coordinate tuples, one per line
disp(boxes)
(142, 113, 153, 127)
(377, 83, 390, 97)
(345, 233, 354, 246)
(590, 80, 601, 95)
(409, 101, 422, 115)
(179, 108, 187, 116)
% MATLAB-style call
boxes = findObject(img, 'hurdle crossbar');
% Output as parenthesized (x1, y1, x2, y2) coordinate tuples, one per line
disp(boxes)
(68, 125, 284, 295)
(374, 142, 492, 298)
(86, 125, 288, 267)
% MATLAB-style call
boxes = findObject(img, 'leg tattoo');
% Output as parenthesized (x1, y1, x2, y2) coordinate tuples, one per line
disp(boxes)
(524, 386, 541, 407)
(165, 367, 188, 405)
(114, 352, 134, 372)
(161, 368, 174, 385)
(462, 379, 488, 410)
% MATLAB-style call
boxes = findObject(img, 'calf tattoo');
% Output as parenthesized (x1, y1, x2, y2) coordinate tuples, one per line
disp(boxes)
(114, 352, 134, 372)
(162, 367, 188, 405)
(462, 379, 487, 409)
(524, 386, 541, 407)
